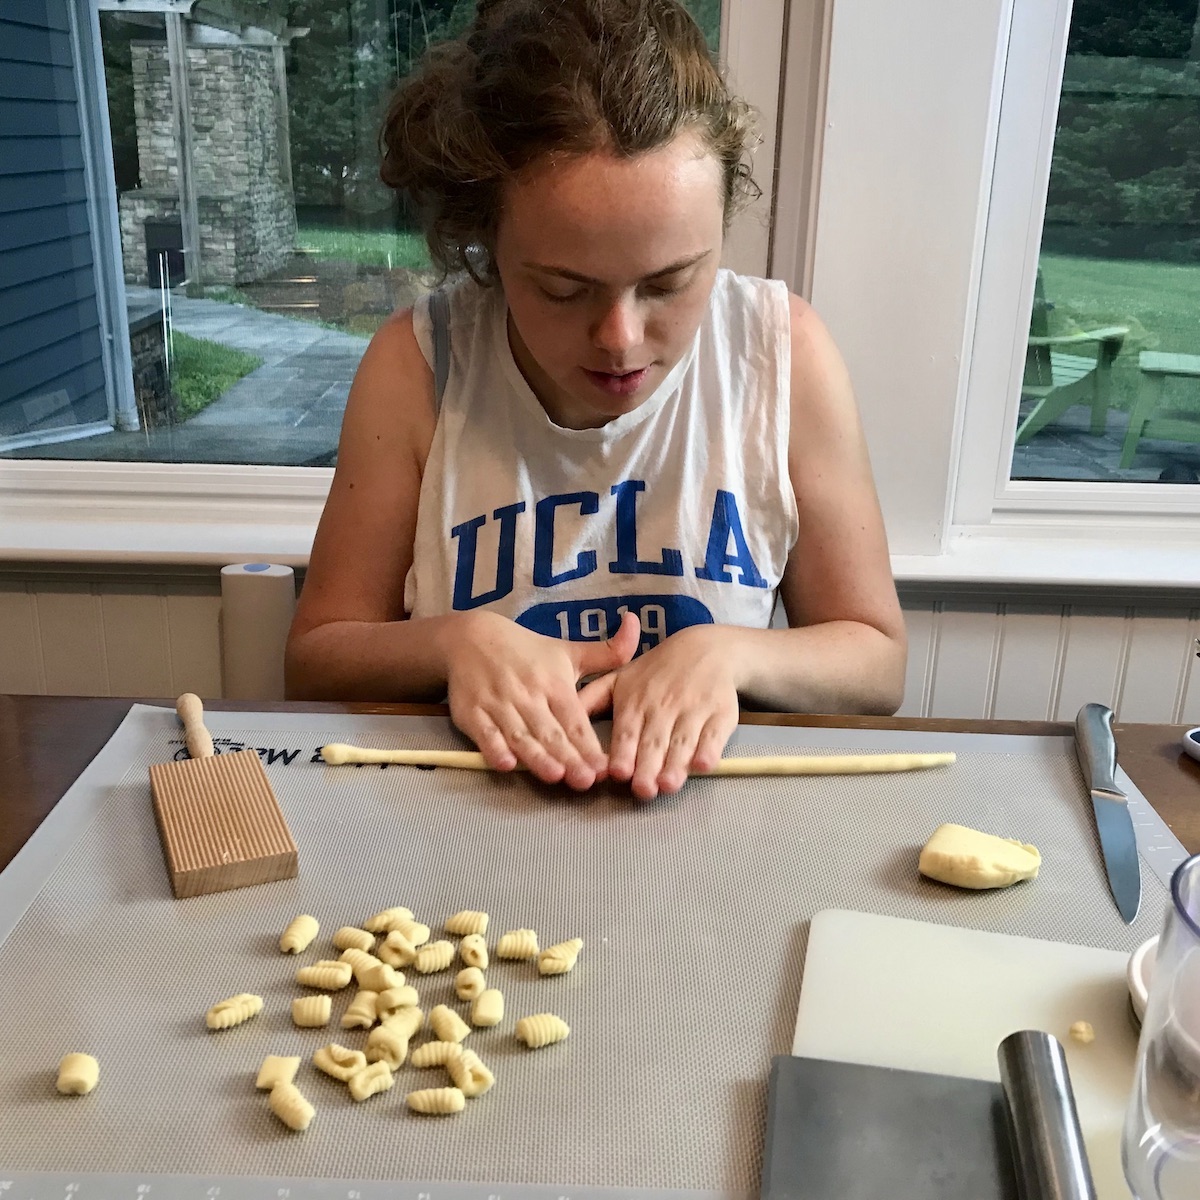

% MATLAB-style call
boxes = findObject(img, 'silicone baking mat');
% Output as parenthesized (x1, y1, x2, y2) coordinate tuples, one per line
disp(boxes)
(0, 707, 1180, 1199)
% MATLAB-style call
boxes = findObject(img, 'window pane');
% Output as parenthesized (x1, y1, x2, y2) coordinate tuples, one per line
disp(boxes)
(3, 1, 474, 468)
(1011, 0, 1200, 484)
(2, 0, 724, 469)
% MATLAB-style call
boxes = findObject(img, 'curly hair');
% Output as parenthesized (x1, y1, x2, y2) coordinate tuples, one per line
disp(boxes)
(379, 0, 760, 282)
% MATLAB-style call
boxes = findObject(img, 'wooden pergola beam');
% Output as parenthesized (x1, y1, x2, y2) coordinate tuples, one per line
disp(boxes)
(96, 0, 287, 39)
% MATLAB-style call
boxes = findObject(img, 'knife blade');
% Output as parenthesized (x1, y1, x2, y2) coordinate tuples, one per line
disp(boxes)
(1074, 703, 1141, 923)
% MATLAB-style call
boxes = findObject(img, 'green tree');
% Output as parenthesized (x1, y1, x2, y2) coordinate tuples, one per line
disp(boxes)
(287, 0, 473, 213)
(1067, 0, 1195, 58)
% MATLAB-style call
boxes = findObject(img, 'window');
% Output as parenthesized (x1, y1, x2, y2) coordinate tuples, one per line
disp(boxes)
(2, 0, 731, 471)
(0, 0, 786, 563)
(1010, 2, 1200, 487)
(802, 0, 1198, 581)
(955, 0, 1200, 555)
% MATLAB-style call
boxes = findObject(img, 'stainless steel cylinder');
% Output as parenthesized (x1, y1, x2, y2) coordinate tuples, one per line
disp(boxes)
(998, 1030, 1097, 1200)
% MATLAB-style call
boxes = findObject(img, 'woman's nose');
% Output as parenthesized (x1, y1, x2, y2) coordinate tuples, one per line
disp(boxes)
(591, 297, 643, 356)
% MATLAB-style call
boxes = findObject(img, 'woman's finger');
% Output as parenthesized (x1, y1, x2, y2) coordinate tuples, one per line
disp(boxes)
(656, 714, 706, 795)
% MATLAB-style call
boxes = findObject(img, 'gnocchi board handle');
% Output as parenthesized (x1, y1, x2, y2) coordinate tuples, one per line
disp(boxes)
(175, 692, 214, 759)
(320, 743, 955, 775)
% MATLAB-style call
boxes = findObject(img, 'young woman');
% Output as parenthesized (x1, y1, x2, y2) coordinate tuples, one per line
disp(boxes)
(286, 0, 906, 800)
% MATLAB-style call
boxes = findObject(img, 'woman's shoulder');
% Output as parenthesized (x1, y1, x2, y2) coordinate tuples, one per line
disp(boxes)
(338, 306, 437, 458)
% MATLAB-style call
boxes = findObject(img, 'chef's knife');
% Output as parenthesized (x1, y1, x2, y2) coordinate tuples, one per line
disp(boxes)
(1074, 703, 1140, 923)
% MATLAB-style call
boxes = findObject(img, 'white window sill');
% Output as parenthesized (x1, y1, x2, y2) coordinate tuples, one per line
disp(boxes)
(1, 513, 1195, 594)
(0, 517, 315, 567)
(893, 529, 1198, 591)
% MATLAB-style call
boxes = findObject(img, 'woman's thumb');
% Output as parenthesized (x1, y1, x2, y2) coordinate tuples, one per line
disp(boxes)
(573, 610, 640, 678)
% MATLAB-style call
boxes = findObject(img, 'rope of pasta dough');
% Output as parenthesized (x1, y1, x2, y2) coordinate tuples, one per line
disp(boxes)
(320, 743, 955, 775)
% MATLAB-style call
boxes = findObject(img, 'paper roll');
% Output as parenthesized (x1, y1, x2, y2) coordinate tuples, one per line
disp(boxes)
(219, 563, 296, 700)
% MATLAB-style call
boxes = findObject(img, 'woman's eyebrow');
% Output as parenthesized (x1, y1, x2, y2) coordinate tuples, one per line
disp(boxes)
(522, 250, 712, 285)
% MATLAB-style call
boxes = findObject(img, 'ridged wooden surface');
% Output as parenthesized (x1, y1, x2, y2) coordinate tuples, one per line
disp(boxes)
(148, 748, 297, 895)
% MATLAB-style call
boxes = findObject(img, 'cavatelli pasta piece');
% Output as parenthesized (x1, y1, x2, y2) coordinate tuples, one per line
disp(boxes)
(348, 1060, 394, 1101)
(56, 1053, 99, 1095)
(495, 928, 539, 960)
(515, 1013, 570, 1048)
(445, 910, 489, 936)
(394, 918, 431, 947)
(313, 1043, 368, 1082)
(414, 940, 454, 974)
(365, 1022, 410, 1069)
(455, 967, 486, 1002)
(537, 938, 583, 976)
(429, 1004, 471, 1043)
(358, 963, 404, 992)
(459, 934, 489, 969)
(341, 989, 378, 1029)
(332, 926, 375, 953)
(410, 1040, 464, 1069)
(255, 1055, 301, 1090)
(280, 914, 319, 954)
(471, 988, 503, 1028)
(206, 993, 263, 1030)
(269, 1081, 315, 1131)
(407, 1086, 465, 1114)
(376, 985, 419, 1020)
(340, 948, 382, 979)
(296, 960, 353, 990)
(292, 994, 332, 1027)
(378, 930, 418, 968)
(447, 1049, 495, 1098)
(385, 1006, 425, 1040)
(363, 906, 414, 933)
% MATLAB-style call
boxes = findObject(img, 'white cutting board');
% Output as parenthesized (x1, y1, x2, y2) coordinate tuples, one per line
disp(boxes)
(793, 910, 1139, 1200)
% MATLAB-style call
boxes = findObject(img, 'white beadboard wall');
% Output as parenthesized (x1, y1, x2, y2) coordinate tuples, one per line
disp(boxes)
(0, 571, 1197, 722)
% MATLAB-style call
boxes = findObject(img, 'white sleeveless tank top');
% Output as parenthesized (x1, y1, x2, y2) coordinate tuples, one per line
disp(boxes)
(406, 268, 798, 657)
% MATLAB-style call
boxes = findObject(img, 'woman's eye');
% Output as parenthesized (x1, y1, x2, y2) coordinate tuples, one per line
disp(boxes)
(643, 276, 688, 298)
(541, 287, 583, 304)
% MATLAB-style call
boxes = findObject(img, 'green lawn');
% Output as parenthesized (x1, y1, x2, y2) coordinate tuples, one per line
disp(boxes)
(171, 331, 262, 420)
(295, 225, 430, 270)
(1038, 251, 1200, 412)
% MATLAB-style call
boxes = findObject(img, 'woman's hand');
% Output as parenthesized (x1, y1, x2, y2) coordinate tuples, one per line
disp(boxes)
(445, 610, 641, 790)
(577, 624, 741, 801)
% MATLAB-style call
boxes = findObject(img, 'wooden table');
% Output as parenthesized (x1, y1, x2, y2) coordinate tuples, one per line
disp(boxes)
(2, 695, 1198, 872)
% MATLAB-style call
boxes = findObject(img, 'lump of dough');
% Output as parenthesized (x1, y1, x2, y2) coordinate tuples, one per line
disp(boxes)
(918, 823, 1040, 890)
(1069, 1021, 1095, 1045)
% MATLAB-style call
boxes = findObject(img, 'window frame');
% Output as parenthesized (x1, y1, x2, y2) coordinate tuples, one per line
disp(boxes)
(953, 0, 1200, 533)
(787, 0, 1198, 588)
(0, 0, 789, 565)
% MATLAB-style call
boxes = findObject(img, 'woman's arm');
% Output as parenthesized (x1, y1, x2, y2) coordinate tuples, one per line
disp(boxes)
(285, 309, 445, 700)
(743, 292, 907, 714)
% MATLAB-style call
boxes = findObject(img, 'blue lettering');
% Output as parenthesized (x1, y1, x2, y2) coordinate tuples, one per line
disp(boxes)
(695, 490, 768, 588)
(533, 492, 599, 587)
(450, 502, 527, 609)
(608, 480, 683, 577)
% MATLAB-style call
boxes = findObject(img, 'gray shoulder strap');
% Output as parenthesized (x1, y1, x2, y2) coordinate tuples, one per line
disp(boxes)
(428, 288, 451, 411)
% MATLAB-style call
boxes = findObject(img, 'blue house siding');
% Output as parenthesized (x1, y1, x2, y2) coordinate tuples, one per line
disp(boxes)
(0, 0, 110, 443)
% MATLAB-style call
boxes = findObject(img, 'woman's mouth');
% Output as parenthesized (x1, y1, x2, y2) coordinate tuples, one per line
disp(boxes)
(582, 366, 650, 396)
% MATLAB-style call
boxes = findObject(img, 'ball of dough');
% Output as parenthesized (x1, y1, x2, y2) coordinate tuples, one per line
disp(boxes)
(918, 823, 1040, 890)
(1069, 1021, 1095, 1045)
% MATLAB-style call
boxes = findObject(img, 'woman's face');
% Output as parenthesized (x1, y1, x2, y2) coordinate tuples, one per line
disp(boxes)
(493, 130, 725, 430)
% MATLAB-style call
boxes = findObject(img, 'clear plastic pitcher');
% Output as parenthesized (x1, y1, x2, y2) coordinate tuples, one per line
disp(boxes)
(1123, 853, 1200, 1199)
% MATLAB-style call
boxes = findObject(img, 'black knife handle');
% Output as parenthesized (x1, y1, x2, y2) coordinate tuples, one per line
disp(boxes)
(1075, 703, 1119, 796)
